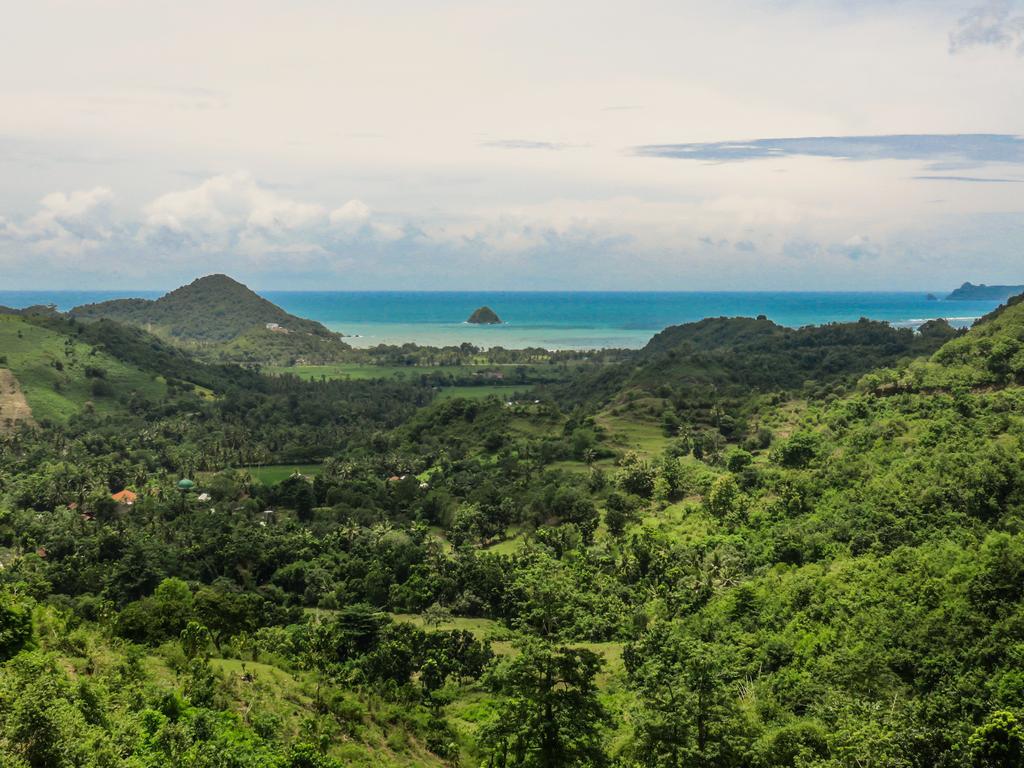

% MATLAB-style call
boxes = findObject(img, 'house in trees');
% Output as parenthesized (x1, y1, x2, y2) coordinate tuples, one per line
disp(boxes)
(111, 489, 137, 507)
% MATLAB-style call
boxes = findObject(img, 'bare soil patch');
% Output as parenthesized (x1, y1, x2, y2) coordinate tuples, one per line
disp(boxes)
(0, 368, 36, 432)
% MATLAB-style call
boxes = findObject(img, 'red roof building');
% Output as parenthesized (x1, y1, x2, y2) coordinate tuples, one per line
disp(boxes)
(111, 489, 138, 505)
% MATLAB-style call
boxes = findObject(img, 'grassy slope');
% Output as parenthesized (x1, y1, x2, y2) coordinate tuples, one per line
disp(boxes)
(0, 314, 167, 423)
(48, 642, 449, 767)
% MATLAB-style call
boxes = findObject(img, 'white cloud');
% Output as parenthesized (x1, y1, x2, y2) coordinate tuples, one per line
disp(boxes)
(0, 187, 117, 261)
(144, 173, 326, 237)
(1, 161, 1023, 289)
(329, 199, 372, 226)
(950, 0, 1024, 54)
(38, 187, 113, 220)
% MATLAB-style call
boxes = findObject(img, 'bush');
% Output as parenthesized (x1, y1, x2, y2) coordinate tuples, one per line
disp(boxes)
(90, 379, 115, 398)
(0, 593, 33, 661)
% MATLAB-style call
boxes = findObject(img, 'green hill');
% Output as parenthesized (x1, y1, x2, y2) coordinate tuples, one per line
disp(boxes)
(860, 291, 1024, 392)
(548, 315, 959, 415)
(70, 274, 351, 365)
(633, 315, 957, 390)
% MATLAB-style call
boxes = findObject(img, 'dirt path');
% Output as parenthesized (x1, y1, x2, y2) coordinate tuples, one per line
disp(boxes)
(0, 368, 36, 433)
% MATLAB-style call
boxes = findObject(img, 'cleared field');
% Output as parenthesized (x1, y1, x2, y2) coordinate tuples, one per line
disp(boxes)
(435, 384, 525, 401)
(242, 463, 323, 484)
(594, 410, 669, 457)
(390, 613, 508, 635)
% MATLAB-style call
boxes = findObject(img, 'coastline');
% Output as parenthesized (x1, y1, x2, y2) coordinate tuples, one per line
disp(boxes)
(0, 289, 1003, 351)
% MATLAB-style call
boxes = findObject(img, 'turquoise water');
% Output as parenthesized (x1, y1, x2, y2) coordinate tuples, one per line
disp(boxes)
(0, 290, 1005, 350)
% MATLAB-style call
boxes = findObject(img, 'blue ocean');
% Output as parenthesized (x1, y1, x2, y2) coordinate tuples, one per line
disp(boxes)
(0, 290, 1004, 350)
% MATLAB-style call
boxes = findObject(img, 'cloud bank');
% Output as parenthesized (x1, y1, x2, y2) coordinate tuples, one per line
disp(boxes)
(3, 170, 1023, 291)
(634, 134, 1024, 169)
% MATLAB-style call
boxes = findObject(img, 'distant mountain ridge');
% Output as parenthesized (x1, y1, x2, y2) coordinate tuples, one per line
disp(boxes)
(946, 281, 1024, 301)
(69, 274, 350, 364)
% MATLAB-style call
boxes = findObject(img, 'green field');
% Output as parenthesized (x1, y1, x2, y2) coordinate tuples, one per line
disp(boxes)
(267, 362, 539, 382)
(266, 362, 470, 381)
(594, 408, 670, 457)
(241, 463, 323, 484)
(436, 384, 525, 401)
(0, 314, 167, 423)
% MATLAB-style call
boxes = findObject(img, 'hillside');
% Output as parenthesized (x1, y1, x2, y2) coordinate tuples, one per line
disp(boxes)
(547, 315, 959, 419)
(633, 315, 957, 389)
(70, 274, 351, 365)
(0, 313, 169, 424)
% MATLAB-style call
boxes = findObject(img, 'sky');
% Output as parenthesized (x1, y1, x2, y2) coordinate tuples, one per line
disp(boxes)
(1, 0, 1023, 291)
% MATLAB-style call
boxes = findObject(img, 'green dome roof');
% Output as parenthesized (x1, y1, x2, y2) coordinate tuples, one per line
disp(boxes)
(177, 478, 195, 490)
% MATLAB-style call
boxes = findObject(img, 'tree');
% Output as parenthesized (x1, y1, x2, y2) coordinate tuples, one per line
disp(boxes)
(724, 449, 752, 474)
(153, 577, 194, 637)
(605, 492, 638, 538)
(194, 583, 264, 651)
(180, 621, 212, 660)
(705, 475, 739, 518)
(656, 455, 685, 501)
(0, 592, 32, 661)
(481, 640, 608, 768)
(422, 601, 453, 629)
(624, 623, 747, 768)
(617, 452, 656, 498)
(968, 711, 1024, 768)
(770, 432, 820, 469)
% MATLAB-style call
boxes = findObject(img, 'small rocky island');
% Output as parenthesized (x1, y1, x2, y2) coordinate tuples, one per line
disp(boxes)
(466, 306, 503, 324)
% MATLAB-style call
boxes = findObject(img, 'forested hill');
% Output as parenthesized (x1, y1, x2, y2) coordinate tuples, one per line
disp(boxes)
(69, 274, 351, 364)
(71, 274, 336, 342)
(634, 315, 958, 389)
(549, 314, 960, 410)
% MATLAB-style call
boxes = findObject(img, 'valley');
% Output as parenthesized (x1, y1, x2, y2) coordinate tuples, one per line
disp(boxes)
(1, 277, 1023, 767)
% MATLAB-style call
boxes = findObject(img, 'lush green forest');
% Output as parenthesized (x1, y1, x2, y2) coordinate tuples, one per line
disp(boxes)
(2, 286, 1024, 767)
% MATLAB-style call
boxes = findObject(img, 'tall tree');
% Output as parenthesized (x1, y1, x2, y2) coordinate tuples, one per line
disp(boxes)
(481, 640, 608, 768)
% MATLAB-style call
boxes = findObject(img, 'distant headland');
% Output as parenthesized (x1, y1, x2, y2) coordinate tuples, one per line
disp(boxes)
(466, 306, 502, 324)
(947, 282, 1024, 301)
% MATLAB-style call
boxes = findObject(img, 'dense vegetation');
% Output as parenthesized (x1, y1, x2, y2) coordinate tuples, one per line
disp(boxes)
(2, 284, 1024, 767)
